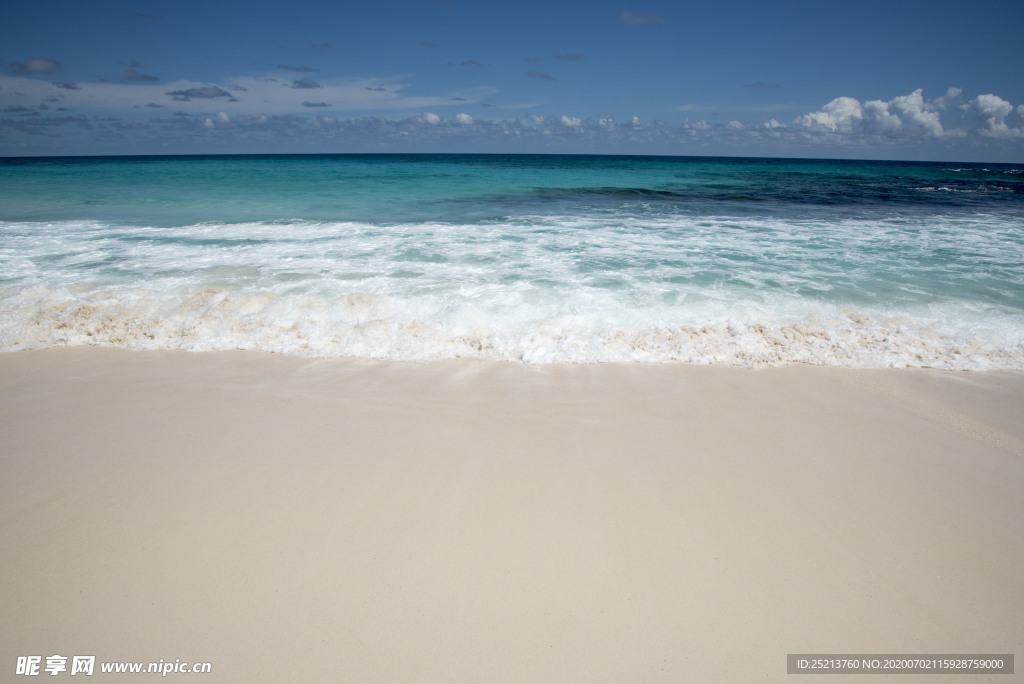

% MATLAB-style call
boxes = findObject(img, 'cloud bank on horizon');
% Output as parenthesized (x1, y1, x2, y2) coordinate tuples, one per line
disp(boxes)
(2, 0, 1023, 161)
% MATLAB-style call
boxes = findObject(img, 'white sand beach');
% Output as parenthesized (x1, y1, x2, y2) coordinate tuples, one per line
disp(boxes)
(1, 349, 1021, 681)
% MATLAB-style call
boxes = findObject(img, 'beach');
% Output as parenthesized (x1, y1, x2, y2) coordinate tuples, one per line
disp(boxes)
(1, 348, 1021, 681)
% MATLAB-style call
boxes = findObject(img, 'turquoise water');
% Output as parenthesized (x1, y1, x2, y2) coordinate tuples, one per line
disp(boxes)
(1, 153, 1023, 367)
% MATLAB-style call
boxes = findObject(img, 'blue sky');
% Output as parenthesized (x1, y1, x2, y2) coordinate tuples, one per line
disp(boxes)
(3, 0, 1024, 161)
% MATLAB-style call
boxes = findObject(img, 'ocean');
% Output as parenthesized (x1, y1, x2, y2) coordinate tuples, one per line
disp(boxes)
(1, 153, 1022, 368)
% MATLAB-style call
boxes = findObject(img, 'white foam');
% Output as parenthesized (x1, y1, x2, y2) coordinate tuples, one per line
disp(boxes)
(2, 215, 1022, 368)
(1, 285, 1022, 369)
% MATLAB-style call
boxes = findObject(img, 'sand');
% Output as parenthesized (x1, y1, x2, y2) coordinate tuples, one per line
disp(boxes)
(1, 348, 1021, 682)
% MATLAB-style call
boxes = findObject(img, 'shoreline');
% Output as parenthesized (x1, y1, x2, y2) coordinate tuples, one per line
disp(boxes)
(2, 348, 1022, 681)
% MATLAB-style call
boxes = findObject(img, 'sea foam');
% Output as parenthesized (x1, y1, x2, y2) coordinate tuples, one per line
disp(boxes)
(2, 282, 1022, 368)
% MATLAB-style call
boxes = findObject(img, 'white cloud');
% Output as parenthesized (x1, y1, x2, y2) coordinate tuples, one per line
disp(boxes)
(887, 89, 942, 136)
(799, 96, 863, 133)
(932, 87, 962, 109)
(421, 112, 441, 124)
(559, 115, 582, 128)
(862, 99, 902, 134)
(797, 89, 951, 138)
(968, 93, 1024, 139)
(454, 112, 473, 124)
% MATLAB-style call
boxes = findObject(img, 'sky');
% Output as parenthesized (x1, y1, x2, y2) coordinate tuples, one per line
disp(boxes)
(2, 0, 1024, 161)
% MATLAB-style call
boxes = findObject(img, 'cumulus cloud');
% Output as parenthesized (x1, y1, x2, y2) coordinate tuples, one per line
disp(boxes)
(932, 87, 962, 109)
(887, 89, 944, 136)
(524, 71, 555, 80)
(620, 11, 664, 25)
(454, 112, 473, 124)
(796, 89, 949, 138)
(968, 93, 1024, 139)
(798, 96, 864, 133)
(421, 112, 441, 124)
(10, 58, 61, 75)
